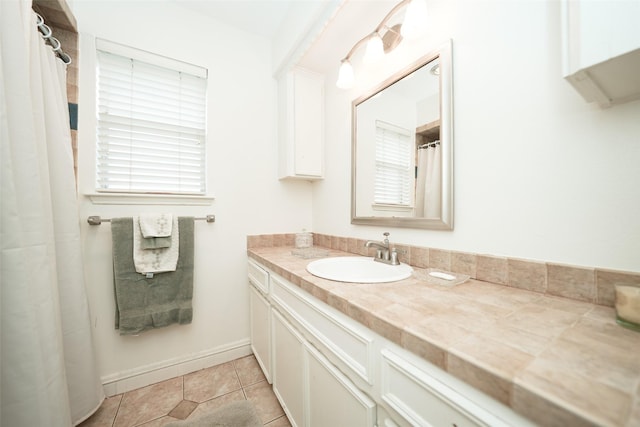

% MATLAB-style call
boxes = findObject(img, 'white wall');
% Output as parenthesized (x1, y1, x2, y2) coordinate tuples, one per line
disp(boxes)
(313, 0, 640, 272)
(73, 1, 313, 388)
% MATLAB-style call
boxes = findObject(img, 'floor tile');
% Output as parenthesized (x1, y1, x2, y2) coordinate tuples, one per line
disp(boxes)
(78, 394, 122, 427)
(137, 416, 179, 427)
(234, 355, 267, 387)
(244, 380, 285, 424)
(78, 355, 291, 427)
(168, 400, 198, 420)
(183, 361, 242, 403)
(265, 415, 293, 426)
(187, 390, 246, 420)
(114, 377, 183, 427)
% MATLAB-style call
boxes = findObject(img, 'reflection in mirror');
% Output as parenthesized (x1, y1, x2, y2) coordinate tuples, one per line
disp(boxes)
(351, 41, 453, 230)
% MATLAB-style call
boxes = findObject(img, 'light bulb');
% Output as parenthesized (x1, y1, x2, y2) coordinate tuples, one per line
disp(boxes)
(363, 33, 384, 64)
(336, 60, 354, 89)
(401, 0, 428, 40)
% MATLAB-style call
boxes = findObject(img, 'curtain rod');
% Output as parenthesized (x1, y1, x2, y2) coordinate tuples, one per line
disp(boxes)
(418, 141, 441, 149)
(35, 12, 72, 64)
(87, 215, 215, 226)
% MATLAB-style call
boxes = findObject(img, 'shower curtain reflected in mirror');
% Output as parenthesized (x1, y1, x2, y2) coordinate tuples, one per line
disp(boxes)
(415, 143, 442, 219)
(0, 2, 104, 425)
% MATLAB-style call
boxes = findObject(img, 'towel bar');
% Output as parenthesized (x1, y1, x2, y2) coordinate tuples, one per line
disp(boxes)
(87, 215, 215, 225)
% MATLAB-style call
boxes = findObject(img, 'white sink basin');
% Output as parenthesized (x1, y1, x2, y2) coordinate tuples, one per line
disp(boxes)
(306, 256, 413, 283)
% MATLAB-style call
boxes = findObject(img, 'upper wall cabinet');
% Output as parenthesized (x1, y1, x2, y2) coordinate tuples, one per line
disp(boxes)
(561, 0, 640, 108)
(278, 66, 325, 180)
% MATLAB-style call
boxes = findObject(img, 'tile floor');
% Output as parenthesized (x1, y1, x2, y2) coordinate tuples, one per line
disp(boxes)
(79, 355, 291, 427)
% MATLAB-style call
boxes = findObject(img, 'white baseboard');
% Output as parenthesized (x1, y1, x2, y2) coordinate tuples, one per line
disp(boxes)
(101, 339, 252, 396)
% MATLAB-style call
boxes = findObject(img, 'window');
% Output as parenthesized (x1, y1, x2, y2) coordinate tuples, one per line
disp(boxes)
(374, 120, 412, 206)
(96, 39, 207, 195)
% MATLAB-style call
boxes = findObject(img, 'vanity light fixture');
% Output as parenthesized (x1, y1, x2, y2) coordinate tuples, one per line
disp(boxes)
(363, 32, 385, 64)
(336, 0, 428, 89)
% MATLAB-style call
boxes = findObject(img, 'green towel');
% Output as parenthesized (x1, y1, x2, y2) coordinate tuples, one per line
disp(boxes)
(140, 235, 172, 249)
(111, 217, 194, 335)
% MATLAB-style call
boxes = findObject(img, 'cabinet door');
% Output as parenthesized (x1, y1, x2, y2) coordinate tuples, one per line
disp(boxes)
(272, 310, 305, 427)
(278, 67, 324, 180)
(306, 343, 376, 427)
(249, 285, 271, 383)
(292, 68, 324, 177)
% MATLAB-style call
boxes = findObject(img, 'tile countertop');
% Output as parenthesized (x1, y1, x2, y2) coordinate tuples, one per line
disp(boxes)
(247, 246, 640, 427)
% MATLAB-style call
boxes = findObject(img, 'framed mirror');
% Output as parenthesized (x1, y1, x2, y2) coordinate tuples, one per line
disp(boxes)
(351, 40, 453, 230)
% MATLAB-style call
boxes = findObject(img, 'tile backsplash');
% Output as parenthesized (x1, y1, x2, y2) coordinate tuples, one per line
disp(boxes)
(247, 233, 640, 308)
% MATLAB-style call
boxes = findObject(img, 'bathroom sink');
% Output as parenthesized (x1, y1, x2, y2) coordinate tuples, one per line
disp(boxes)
(306, 256, 413, 283)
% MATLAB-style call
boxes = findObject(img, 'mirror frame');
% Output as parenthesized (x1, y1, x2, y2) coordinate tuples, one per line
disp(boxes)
(351, 40, 453, 230)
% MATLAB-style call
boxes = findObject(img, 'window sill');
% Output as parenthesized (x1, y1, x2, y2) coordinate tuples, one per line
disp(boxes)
(371, 203, 413, 212)
(85, 193, 215, 206)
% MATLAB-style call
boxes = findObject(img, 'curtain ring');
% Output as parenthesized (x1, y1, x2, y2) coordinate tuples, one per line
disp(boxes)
(49, 37, 61, 52)
(39, 23, 52, 39)
(35, 13, 44, 26)
(58, 52, 72, 65)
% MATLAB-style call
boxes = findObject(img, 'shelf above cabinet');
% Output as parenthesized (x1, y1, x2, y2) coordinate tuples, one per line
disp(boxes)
(416, 119, 440, 144)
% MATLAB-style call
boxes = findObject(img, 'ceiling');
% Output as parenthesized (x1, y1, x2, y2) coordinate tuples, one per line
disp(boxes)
(166, 0, 402, 76)
(171, 0, 311, 39)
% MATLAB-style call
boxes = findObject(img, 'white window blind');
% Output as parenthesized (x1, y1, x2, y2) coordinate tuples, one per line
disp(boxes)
(96, 39, 207, 194)
(374, 120, 412, 206)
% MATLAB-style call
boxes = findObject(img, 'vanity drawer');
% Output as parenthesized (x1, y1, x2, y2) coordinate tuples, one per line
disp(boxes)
(270, 273, 375, 384)
(380, 349, 532, 427)
(248, 259, 269, 294)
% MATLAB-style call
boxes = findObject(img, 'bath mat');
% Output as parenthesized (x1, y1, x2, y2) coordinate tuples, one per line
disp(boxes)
(165, 400, 262, 427)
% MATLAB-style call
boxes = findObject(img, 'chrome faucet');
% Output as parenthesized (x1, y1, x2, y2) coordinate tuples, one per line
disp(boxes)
(365, 232, 400, 265)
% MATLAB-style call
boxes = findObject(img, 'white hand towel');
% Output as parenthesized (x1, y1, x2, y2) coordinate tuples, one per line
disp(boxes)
(138, 213, 173, 238)
(133, 216, 179, 274)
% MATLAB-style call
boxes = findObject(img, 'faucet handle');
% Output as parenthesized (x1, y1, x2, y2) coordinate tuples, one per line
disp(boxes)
(390, 248, 399, 264)
(383, 232, 390, 237)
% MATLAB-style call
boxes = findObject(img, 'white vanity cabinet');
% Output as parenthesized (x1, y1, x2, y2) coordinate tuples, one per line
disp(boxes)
(306, 342, 377, 427)
(272, 310, 306, 427)
(278, 66, 324, 180)
(248, 260, 271, 382)
(271, 309, 377, 427)
(561, 0, 640, 107)
(378, 349, 519, 427)
(247, 259, 535, 427)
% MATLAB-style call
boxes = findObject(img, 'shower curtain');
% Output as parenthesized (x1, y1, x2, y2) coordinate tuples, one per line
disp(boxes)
(0, 1, 104, 426)
(415, 144, 442, 218)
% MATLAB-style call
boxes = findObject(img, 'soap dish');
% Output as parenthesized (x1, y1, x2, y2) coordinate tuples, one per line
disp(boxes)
(413, 268, 470, 287)
(291, 247, 330, 259)
(615, 285, 640, 333)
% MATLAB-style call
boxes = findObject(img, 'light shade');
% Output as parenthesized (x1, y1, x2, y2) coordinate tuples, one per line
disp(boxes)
(401, 0, 428, 40)
(363, 33, 384, 64)
(336, 60, 354, 89)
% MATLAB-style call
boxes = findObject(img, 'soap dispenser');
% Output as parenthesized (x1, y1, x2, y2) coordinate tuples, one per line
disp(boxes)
(295, 229, 313, 249)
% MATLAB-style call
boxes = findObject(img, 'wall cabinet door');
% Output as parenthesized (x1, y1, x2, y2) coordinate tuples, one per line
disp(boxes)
(272, 310, 305, 427)
(278, 66, 324, 180)
(249, 285, 271, 383)
(306, 343, 376, 427)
